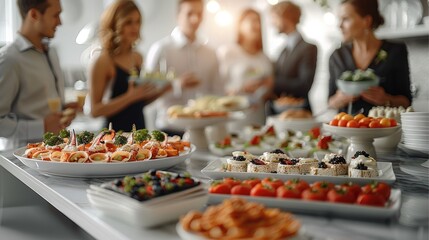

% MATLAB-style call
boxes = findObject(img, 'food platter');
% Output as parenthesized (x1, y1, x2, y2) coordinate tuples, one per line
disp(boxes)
(13, 145, 195, 177)
(207, 189, 401, 220)
(176, 223, 309, 240)
(201, 158, 396, 185)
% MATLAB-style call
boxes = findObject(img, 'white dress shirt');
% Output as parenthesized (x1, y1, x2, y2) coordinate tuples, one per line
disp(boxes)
(145, 27, 220, 130)
(217, 43, 273, 127)
(0, 34, 65, 150)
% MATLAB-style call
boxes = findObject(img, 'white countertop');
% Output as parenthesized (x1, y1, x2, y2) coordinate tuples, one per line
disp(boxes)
(0, 150, 428, 240)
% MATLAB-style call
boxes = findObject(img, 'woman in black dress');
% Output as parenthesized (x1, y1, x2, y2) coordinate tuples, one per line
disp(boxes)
(89, 0, 167, 131)
(328, 0, 412, 115)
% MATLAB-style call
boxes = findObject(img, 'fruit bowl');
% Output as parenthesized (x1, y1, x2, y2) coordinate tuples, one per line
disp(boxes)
(336, 78, 379, 96)
(323, 123, 400, 161)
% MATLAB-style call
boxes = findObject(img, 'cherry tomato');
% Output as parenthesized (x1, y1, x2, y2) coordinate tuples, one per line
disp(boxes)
(341, 182, 362, 198)
(242, 178, 261, 188)
(362, 182, 391, 201)
(312, 181, 335, 194)
(309, 127, 321, 139)
(284, 179, 310, 193)
(231, 184, 251, 196)
(356, 192, 386, 207)
(261, 177, 283, 189)
(302, 188, 327, 201)
(249, 135, 261, 145)
(209, 182, 231, 194)
(277, 185, 302, 199)
(327, 187, 356, 203)
(223, 177, 241, 188)
(250, 183, 276, 197)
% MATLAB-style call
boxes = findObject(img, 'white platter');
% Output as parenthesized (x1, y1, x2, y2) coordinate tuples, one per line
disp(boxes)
(207, 189, 401, 220)
(267, 116, 320, 133)
(87, 189, 207, 228)
(201, 158, 396, 185)
(13, 145, 196, 177)
(176, 222, 309, 240)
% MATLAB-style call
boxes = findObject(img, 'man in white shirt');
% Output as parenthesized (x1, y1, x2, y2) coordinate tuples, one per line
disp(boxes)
(0, 0, 77, 150)
(145, 0, 220, 135)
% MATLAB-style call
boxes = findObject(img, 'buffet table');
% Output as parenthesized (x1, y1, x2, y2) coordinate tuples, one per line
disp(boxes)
(0, 149, 428, 240)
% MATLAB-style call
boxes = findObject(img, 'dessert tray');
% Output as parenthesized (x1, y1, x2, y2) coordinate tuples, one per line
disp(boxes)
(13, 145, 195, 177)
(201, 158, 396, 185)
(207, 189, 401, 220)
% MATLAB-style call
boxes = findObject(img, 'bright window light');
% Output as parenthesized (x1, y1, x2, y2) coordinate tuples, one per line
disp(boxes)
(267, 0, 279, 5)
(206, 0, 220, 13)
(215, 10, 232, 27)
(323, 12, 337, 26)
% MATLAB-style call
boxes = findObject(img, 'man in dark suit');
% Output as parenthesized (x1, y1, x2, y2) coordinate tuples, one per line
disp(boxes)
(268, 1, 318, 114)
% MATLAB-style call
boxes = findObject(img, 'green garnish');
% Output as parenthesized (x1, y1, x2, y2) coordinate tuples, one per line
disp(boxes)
(77, 131, 94, 145)
(134, 129, 150, 143)
(59, 129, 70, 139)
(44, 135, 64, 146)
(151, 130, 165, 142)
(114, 135, 127, 146)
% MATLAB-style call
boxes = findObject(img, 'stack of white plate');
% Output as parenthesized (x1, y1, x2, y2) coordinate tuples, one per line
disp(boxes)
(401, 112, 429, 155)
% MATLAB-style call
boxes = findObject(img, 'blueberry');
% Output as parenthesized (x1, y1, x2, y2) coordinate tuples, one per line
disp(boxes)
(355, 163, 368, 170)
(149, 169, 157, 176)
(114, 180, 122, 187)
(232, 155, 246, 161)
(271, 149, 284, 154)
(353, 151, 369, 158)
(318, 162, 328, 168)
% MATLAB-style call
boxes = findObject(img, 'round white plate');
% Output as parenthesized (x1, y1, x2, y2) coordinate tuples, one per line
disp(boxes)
(398, 143, 429, 157)
(176, 222, 308, 240)
(13, 145, 196, 177)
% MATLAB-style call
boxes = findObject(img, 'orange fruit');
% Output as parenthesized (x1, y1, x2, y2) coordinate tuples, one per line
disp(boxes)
(354, 113, 366, 121)
(358, 117, 371, 128)
(390, 119, 397, 127)
(347, 120, 359, 128)
(379, 118, 391, 128)
(330, 119, 339, 126)
(369, 120, 381, 128)
(335, 112, 347, 120)
(338, 119, 349, 127)
(341, 114, 354, 121)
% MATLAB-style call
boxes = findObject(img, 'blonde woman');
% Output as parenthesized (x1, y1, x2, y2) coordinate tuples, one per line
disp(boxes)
(89, 0, 166, 131)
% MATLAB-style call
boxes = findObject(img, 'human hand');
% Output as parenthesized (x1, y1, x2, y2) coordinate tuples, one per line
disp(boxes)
(361, 86, 388, 106)
(64, 101, 82, 112)
(242, 81, 260, 94)
(127, 81, 159, 102)
(180, 73, 200, 89)
(44, 113, 65, 134)
(329, 90, 359, 109)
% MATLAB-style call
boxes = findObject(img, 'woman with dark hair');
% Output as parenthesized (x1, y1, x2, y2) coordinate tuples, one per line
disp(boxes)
(89, 0, 166, 131)
(217, 8, 273, 127)
(328, 0, 412, 115)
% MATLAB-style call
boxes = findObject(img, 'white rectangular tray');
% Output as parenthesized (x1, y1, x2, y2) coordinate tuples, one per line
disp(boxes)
(201, 158, 396, 185)
(208, 189, 401, 220)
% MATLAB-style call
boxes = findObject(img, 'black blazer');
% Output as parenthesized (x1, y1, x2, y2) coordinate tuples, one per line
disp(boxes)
(273, 36, 318, 112)
(329, 40, 412, 115)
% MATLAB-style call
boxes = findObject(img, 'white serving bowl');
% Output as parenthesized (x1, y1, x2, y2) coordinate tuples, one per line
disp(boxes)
(336, 78, 379, 96)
